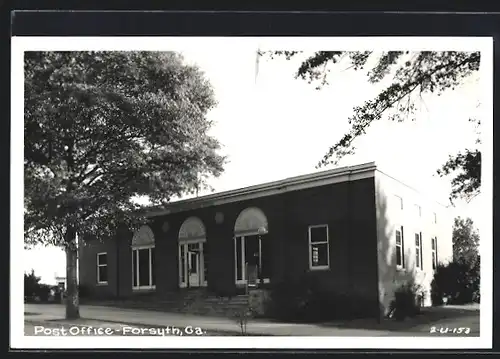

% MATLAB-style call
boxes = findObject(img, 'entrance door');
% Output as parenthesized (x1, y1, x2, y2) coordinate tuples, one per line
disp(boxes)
(179, 242, 205, 288)
(188, 243, 200, 287)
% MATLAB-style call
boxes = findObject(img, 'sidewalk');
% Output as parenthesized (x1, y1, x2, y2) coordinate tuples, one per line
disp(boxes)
(24, 304, 391, 336)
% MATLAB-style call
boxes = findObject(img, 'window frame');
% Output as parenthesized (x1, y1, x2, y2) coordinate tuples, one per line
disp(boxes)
(394, 195, 403, 210)
(415, 232, 423, 270)
(308, 224, 330, 271)
(131, 245, 156, 290)
(431, 236, 438, 270)
(395, 225, 405, 270)
(415, 204, 422, 218)
(96, 252, 108, 285)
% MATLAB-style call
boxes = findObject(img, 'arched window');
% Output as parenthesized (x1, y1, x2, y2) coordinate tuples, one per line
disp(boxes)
(178, 217, 207, 288)
(234, 207, 268, 236)
(131, 225, 155, 290)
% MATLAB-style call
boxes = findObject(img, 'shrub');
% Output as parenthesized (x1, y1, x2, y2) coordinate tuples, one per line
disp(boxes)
(431, 259, 480, 306)
(388, 280, 424, 321)
(24, 270, 42, 299)
(35, 284, 52, 302)
(265, 276, 377, 322)
(24, 270, 51, 302)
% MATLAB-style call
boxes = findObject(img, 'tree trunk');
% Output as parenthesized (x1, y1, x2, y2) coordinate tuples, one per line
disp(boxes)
(65, 227, 80, 319)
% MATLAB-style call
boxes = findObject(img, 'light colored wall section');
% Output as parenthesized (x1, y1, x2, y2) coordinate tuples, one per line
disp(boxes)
(375, 169, 453, 315)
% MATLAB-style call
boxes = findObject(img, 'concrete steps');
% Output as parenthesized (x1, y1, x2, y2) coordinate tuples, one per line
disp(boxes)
(91, 290, 250, 317)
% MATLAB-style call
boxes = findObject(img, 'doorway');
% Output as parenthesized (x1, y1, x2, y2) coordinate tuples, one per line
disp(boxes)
(179, 241, 206, 288)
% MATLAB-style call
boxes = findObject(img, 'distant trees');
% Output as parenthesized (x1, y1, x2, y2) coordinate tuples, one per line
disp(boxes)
(431, 217, 480, 305)
(452, 216, 480, 267)
(24, 269, 52, 302)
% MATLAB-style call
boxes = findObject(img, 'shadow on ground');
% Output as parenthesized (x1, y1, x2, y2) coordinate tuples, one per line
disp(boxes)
(315, 305, 479, 333)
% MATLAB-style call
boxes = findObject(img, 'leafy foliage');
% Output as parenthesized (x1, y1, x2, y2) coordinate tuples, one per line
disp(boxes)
(264, 51, 481, 201)
(266, 276, 377, 322)
(437, 119, 481, 203)
(452, 217, 480, 268)
(431, 217, 480, 305)
(24, 269, 52, 302)
(387, 280, 424, 321)
(24, 51, 226, 247)
(431, 259, 480, 305)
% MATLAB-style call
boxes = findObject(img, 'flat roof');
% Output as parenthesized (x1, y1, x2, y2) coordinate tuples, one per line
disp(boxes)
(144, 162, 377, 217)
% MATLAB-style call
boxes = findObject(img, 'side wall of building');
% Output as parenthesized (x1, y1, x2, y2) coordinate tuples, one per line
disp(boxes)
(375, 170, 453, 315)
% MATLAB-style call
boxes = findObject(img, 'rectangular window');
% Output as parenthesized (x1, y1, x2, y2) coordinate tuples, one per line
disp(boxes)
(432, 237, 438, 270)
(132, 246, 155, 289)
(394, 195, 403, 210)
(308, 225, 329, 270)
(415, 204, 421, 218)
(433, 212, 437, 224)
(235, 237, 243, 281)
(415, 232, 423, 269)
(97, 253, 108, 284)
(395, 226, 405, 269)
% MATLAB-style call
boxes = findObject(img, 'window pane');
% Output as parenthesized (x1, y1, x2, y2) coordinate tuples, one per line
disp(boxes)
(138, 248, 150, 286)
(188, 243, 200, 251)
(98, 253, 107, 265)
(396, 247, 402, 266)
(415, 233, 420, 247)
(310, 226, 328, 243)
(98, 266, 108, 283)
(190, 252, 198, 274)
(311, 242, 328, 267)
(396, 231, 401, 245)
(245, 235, 259, 266)
(132, 250, 138, 287)
(151, 247, 156, 286)
(236, 237, 242, 280)
(416, 249, 420, 268)
(432, 252, 436, 269)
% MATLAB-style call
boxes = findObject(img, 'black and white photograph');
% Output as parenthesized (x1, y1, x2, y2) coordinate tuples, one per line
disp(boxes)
(12, 36, 492, 349)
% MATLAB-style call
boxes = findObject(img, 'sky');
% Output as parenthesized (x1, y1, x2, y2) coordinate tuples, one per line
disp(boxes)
(23, 45, 485, 285)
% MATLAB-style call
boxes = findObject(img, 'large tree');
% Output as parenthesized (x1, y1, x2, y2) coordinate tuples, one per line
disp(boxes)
(263, 51, 481, 202)
(24, 51, 226, 319)
(452, 216, 480, 268)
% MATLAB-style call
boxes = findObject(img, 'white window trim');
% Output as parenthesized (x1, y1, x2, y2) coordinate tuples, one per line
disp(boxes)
(431, 237, 438, 270)
(96, 252, 108, 285)
(308, 224, 330, 271)
(415, 232, 423, 270)
(395, 226, 405, 270)
(234, 235, 271, 285)
(132, 245, 156, 291)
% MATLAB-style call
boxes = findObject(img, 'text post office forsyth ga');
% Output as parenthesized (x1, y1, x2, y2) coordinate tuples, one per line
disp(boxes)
(33, 325, 207, 336)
